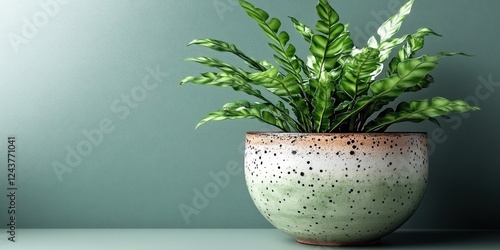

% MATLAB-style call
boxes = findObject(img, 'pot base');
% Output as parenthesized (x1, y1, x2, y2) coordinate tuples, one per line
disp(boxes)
(296, 238, 381, 247)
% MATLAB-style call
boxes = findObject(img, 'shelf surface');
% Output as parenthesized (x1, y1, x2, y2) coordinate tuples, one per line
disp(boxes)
(0, 229, 499, 249)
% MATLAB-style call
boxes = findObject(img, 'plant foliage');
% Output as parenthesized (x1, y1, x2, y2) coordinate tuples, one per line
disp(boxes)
(181, 0, 479, 132)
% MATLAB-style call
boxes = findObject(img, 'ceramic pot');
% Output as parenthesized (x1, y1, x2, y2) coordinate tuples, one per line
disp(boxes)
(244, 132, 428, 246)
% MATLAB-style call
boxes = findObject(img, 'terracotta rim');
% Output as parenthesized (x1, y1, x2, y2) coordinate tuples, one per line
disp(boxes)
(246, 131, 427, 136)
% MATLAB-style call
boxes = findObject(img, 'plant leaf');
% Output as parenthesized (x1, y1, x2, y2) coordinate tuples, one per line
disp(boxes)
(364, 97, 480, 132)
(330, 56, 440, 131)
(316, 0, 339, 24)
(188, 39, 267, 71)
(370, 0, 417, 77)
(239, 0, 312, 131)
(311, 73, 335, 132)
(370, 57, 439, 99)
(340, 47, 381, 99)
(377, 36, 409, 64)
(180, 72, 264, 100)
(290, 17, 314, 43)
(310, 26, 349, 72)
(309, 0, 353, 72)
(334, 100, 351, 112)
(185, 57, 249, 77)
(239, 0, 303, 78)
(196, 100, 292, 131)
(248, 67, 302, 97)
(268, 18, 281, 33)
(397, 27, 441, 61)
(405, 74, 434, 92)
(249, 67, 311, 132)
(377, 0, 414, 43)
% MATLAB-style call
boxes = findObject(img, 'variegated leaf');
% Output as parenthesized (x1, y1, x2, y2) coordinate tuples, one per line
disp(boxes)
(377, 0, 414, 43)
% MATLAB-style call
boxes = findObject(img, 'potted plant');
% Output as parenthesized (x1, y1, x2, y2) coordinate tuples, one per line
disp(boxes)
(181, 0, 479, 246)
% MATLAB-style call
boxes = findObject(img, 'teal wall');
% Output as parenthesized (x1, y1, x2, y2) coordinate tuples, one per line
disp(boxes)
(0, 0, 499, 229)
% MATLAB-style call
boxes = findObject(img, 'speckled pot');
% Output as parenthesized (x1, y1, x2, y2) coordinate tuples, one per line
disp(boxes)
(244, 132, 428, 246)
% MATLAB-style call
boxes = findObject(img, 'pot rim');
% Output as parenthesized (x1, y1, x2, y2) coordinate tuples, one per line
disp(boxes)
(246, 131, 427, 136)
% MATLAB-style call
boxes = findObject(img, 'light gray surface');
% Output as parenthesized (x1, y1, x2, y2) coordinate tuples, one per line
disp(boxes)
(0, 229, 499, 250)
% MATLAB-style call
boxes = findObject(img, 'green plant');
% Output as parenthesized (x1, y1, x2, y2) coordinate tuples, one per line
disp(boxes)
(181, 0, 479, 132)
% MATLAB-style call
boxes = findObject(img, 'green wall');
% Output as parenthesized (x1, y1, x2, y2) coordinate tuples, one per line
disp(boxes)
(0, 0, 499, 229)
